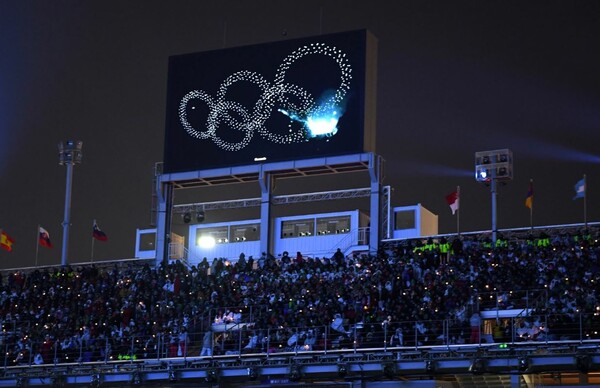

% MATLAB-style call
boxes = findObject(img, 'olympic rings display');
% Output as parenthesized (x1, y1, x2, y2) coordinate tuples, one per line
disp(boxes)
(178, 43, 353, 152)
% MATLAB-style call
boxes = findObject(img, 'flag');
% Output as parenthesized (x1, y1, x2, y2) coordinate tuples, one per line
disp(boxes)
(525, 180, 533, 209)
(573, 178, 585, 200)
(39, 226, 53, 248)
(0, 231, 14, 252)
(445, 191, 459, 215)
(92, 221, 108, 242)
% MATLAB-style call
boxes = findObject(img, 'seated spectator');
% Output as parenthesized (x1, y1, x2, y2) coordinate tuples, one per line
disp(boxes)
(331, 313, 350, 336)
(0, 226, 596, 365)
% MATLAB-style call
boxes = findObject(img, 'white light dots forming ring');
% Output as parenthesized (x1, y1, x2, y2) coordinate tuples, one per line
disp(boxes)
(178, 43, 353, 152)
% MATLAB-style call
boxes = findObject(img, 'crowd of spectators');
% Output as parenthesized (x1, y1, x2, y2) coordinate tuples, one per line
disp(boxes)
(0, 228, 598, 365)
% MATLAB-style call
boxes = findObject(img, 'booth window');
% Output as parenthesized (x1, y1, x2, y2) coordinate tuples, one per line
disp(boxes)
(196, 226, 229, 244)
(139, 232, 156, 251)
(395, 210, 415, 230)
(231, 223, 260, 242)
(281, 219, 315, 238)
(316, 215, 351, 235)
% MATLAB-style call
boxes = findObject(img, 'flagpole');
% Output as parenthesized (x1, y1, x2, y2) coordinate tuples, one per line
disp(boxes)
(583, 174, 587, 230)
(456, 186, 460, 236)
(529, 179, 534, 232)
(91, 219, 95, 262)
(35, 224, 40, 267)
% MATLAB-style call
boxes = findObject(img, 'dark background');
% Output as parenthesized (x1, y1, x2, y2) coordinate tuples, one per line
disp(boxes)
(1, 1, 599, 268)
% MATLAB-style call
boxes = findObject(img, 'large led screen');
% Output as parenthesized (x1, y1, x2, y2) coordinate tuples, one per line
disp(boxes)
(164, 30, 376, 173)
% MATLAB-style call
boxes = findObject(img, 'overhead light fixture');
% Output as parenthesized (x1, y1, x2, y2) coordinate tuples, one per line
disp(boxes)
(196, 211, 205, 223)
(183, 212, 191, 223)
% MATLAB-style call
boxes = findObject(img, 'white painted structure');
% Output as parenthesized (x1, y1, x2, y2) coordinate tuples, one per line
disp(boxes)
(273, 210, 368, 259)
(153, 153, 385, 267)
(135, 210, 370, 265)
(392, 203, 438, 239)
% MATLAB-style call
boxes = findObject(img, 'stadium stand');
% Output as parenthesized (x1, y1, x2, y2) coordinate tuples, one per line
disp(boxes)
(0, 226, 598, 386)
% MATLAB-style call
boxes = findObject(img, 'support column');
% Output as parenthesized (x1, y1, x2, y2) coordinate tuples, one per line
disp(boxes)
(58, 140, 82, 267)
(259, 168, 272, 257)
(381, 185, 391, 240)
(510, 373, 521, 388)
(155, 181, 173, 268)
(60, 163, 74, 267)
(491, 173, 498, 245)
(368, 153, 382, 254)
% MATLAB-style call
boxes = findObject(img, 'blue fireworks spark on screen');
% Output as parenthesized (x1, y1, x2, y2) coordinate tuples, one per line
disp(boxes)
(277, 90, 346, 140)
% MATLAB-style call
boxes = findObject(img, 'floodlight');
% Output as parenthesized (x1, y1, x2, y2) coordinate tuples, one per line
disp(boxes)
(58, 140, 83, 267)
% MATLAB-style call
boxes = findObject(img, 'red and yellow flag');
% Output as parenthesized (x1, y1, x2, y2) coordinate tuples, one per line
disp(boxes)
(525, 180, 533, 209)
(0, 231, 15, 252)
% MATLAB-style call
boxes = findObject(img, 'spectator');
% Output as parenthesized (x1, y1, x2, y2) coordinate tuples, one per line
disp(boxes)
(0, 226, 597, 365)
(469, 313, 481, 344)
(200, 331, 213, 357)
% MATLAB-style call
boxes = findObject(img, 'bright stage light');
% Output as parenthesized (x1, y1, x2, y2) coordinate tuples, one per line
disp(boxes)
(197, 235, 216, 248)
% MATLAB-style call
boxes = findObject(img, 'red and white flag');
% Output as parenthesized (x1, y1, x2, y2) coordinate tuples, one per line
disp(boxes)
(92, 220, 108, 242)
(445, 191, 459, 215)
(39, 226, 53, 248)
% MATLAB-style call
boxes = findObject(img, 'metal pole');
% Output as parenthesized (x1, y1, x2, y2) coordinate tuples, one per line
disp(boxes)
(579, 313, 583, 343)
(545, 314, 548, 345)
(414, 324, 418, 350)
(61, 163, 74, 267)
(491, 175, 497, 245)
(383, 321, 388, 351)
(456, 186, 461, 236)
(583, 174, 588, 229)
(35, 224, 40, 267)
(529, 179, 534, 231)
(511, 317, 515, 344)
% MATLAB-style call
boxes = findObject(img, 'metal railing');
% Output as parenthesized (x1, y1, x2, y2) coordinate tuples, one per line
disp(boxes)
(1, 312, 597, 369)
(476, 289, 548, 313)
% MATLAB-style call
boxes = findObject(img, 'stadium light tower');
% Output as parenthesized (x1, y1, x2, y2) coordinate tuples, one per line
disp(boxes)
(475, 149, 513, 244)
(58, 140, 83, 267)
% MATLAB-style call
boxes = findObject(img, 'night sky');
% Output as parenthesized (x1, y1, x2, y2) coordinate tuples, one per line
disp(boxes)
(1, 1, 599, 269)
